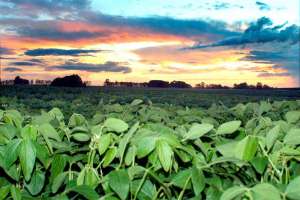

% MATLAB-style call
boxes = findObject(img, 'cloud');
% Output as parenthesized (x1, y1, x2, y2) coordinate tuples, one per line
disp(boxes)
(188, 17, 299, 49)
(52, 61, 132, 73)
(0, 47, 14, 55)
(3, 67, 22, 72)
(213, 2, 230, 10)
(25, 48, 102, 56)
(257, 72, 290, 77)
(256, 1, 271, 11)
(9, 61, 40, 66)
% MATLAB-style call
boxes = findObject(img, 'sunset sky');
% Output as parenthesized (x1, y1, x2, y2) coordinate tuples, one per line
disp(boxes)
(0, 0, 299, 87)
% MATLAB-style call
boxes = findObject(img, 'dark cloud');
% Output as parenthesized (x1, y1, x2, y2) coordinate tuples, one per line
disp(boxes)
(213, 2, 230, 10)
(25, 48, 102, 56)
(3, 67, 22, 72)
(188, 17, 299, 49)
(52, 61, 132, 73)
(0, 47, 14, 55)
(256, 1, 271, 11)
(9, 61, 40, 66)
(257, 72, 290, 77)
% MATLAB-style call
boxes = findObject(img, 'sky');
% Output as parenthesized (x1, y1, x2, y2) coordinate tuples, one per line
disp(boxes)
(0, 0, 299, 87)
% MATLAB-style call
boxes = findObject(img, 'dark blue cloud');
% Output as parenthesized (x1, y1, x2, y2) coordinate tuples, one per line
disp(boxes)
(9, 61, 40, 66)
(25, 48, 102, 56)
(52, 61, 132, 73)
(188, 17, 299, 49)
(3, 67, 22, 72)
(256, 1, 271, 11)
(0, 47, 14, 55)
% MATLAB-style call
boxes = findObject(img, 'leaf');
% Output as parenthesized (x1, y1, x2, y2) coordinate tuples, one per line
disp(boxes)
(220, 186, 246, 200)
(286, 111, 300, 123)
(103, 147, 117, 167)
(124, 146, 136, 166)
(235, 136, 258, 161)
(156, 139, 173, 172)
(131, 179, 156, 200)
(72, 133, 90, 142)
(10, 185, 21, 200)
(131, 99, 143, 106)
(97, 133, 111, 155)
(39, 123, 61, 142)
(216, 120, 241, 135)
(68, 185, 99, 200)
(25, 170, 45, 195)
(250, 156, 268, 174)
(4, 139, 21, 168)
(191, 166, 205, 196)
(104, 118, 129, 133)
(19, 139, 36, 181)
(0, 185, 10, 200)
(286, 176, 300, 200)
(136, 136, 157, 158)
(284, 128, 300, 146)
(108, 170, 130, 200)
(183, 123, 214, 140)
(52, 172, 67, 193)
(21, 125, 37, 141)
(171, 169, 192, 189)
(50, 155, 67, 183)
(251, 183, 281, 200)
(266, 125, 280, 150)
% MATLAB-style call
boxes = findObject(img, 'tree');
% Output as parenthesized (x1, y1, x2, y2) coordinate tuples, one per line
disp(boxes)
(169, 81, 192, 88)
(148, 80, 169, 88)
(51, 74, 86, 87)
(14, 76, 29, 85)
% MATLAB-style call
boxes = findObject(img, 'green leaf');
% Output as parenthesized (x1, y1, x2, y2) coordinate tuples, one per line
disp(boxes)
(251, 156, 268, 174)
(131, 179, 156, 200)
(216, 120, 241, 135)
(108, 170, 130, 200)
(284, 128, 300, 146)
(52, 172, 67, 193)
(39, 123, 61, 142)
(220, 186, 246, 200)
(156, 139, 173, 172)
(191, 166, 205, 196)
(286, 111, 300, 123)
(131, 99, 143, 106)
(104, 118, 129, 133)
(235, 136, 258, 161)
(124, 146, 136, 166)
(286, 176, 300, 200)
(72, 133, 90, 142)
(68, 185, 99, 200)
(21, 125, 37, 141)
(10, 185, 21, 200)
(183, 123, 214, 140)
(171, 169, 192, 189)
(97, 133, 111, 155)
(266, 125, 280, 150)
(251, 183, 281, 200)
(103, 147, 118, 167)
(4, 139, 21, 168)
(19, 139, 36, 181)
(50, 155, 67, 183)
(25, 170, 45, 195)
(136, 136, 157, 158)
(0, 185, 10, 200)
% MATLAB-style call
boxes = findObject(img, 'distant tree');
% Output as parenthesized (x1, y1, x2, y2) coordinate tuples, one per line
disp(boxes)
(169, 81, 192, 88)
(195, 82, 206, 89)
(51, 74, 86, 87)
(256, 82, 263, 89)
(233, 82, 249, 89)
(14, 76, 29, 85)
(148, 80, 169, 88)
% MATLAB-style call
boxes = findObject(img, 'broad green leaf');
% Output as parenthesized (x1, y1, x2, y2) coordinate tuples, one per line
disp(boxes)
(191, 166, 205, 196)
(235, 136, 258, 161)
(251, 183, 281, 200)
(72, 133, 90, 142)
(183, 123, 214, 140)
(25, 170, 45, 195)
(48, 107, 64, 121)
(35, 142, 51, 169)
(19, 139, 36, 181)
(156, 139, 173, 172)
(131, 99, 143, 106)
(266, 125, 280, 150)
(10, 185, 21, 200)
(104, 118, 129, 133)
(286, 176, 300, 200)
(220, 186, 246, 200)
(77, 168, 100, 189)
(21, 125, 37, 141)
(97, 133, 111, 155)
(136, 136, 157, 158)
(108, 170, 130, 200)
(216, 120, 241, 135)
(124, 146, 136, 166)
(103, 147, 117, 167)
(131, 179, 156, 200)
(50, 155, 67, 183)
(171, 168, 192, 189)
(286, 111, 300, 123)
(284, 128, 300, 146)
(39, 123, 61, 142)
(68, 185, 99, 200)
(52, 172, 67, 193)
(4, 139, 21, 168)
(251, 156, 268, 174)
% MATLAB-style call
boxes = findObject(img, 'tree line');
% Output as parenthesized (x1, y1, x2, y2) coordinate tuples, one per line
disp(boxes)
(7, 75, 273, 89)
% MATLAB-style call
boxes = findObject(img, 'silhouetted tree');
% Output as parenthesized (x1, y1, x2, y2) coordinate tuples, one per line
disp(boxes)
(51, 74, 86, 87)
(169, 81, 192, 88)
(148, 80, 169, 88)
(14, 76, 29, 85)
